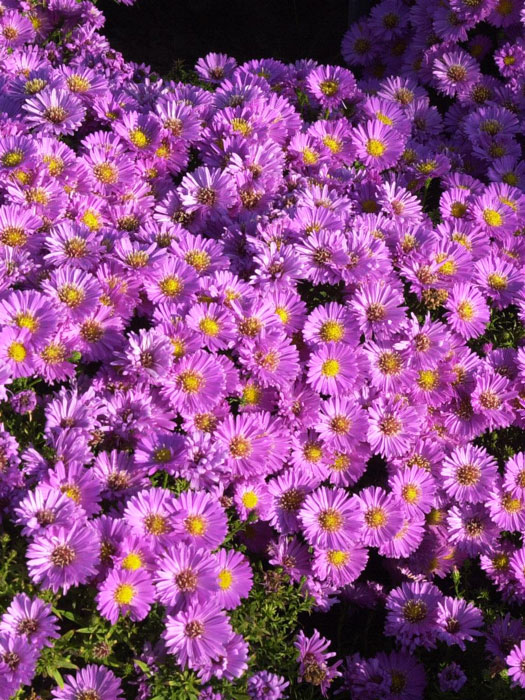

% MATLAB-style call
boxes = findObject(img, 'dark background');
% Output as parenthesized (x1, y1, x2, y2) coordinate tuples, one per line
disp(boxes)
(98, 0, 366, 76)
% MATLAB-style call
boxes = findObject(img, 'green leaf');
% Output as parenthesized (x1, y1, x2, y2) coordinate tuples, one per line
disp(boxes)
(134, 659, 151, 675)
(50, 669, 64, 687)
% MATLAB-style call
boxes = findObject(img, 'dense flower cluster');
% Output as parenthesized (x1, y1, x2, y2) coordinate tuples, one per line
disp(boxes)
(1, 0, 525, 697)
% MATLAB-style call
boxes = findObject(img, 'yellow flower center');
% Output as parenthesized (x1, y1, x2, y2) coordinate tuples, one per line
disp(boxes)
(229, 436, 252, 458)
(129, 129, 149, 148)
(176, 370, 204, 394)
(241, 384, 261, 406)
(275, 306, 289, 323)
(318, 508, 343, 532)
(1, 150, 23, 168)
(122, 553, 142, 571)
(321, 359, 340, 377)
(82, 210, 101, 230)
(242, 491, 258, 509)
(401, 484, 420, 504)
(185, 250, 211, 273)
(199, 317, 220, 337)
(184, 515, 207, 536)
(364, 507, 387, 528)
(487, 273, 507, 291)
(457, 300, 474, 321)
(231, 118, 252, 136)
(14, 312, 38, 333)
(319, 79, 339, 96)
(366, 139, 386, 157)
(483, 208, 502, 227)
(323, 136, 341, 153)
(327, 549, 348, 567)
(303, 442, 323, 463)
(218, 569, 233, 590)
(67, 75, 91, 92)
(58, 285, 85, 308)
(153, 447, 172, 463)
(302, 148, 319, 165)
(159, 276, 183, 298)
(114, 583, 135, 605)
(417, 369, 439, 391)
(93, 162, 118, 185)
(7, 342, 27, 362)
(376, 111, 393, 126)
(319, 320, 344, 342)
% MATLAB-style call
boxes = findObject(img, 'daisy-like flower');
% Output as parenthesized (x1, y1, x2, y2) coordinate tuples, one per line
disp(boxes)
(299, 486, 362, 550)
(155, 543, 219, 608)
(367, 398, 422, 459)
(385, 581, 442, 651)
(315, 396, 368, 450)
(171, 490, 228, 550)
(0, 594, 59, 649)
(144, 256, 199, 308)
(0, 327, 35, 379)
(179, 166, 237, 215)
(51, 665, 123, 700)
(436, 597, 483, 650)
(487, 481, 525, 532)
(356, 486, 404, 547)
(240, 331, 300, 389)
(312, 543, 368, 586)
(445, 282, 490, 339)
(352, 120, 405, 170)
(26, 522, 99, 594)
(0, 633, 38, 691)
(14, 487, 80, 537)
(471, 370, 516, 429)
(116, 328, 172, 381)
(0, 204, 41, 252)
(24, 88, 86, 135)
(351, 281, 406, 339)
(447, 502, 498, 556)
(389, 467, 435, 516)
(506, 641, 525, 689)
(306, 344, 357, 396)
(215, 413, 272, 477)
(433, 50, 480, 97)
(96, 569, 155, 624)
(475, 253, 524, 309)
(303, 302, 359, 348)
(441, 444, 498, 503)
(164, 600, 232, 668)
(503, 453, 525, 498)
(267, 470, 317, 534)
(123, 487, 175, 549)
(214, 549, 253, 610)
(306, 64, 356, 109)
(42, 268, 101, 321)
(164, 350, 226, 414)
(186, 302, 236, 351)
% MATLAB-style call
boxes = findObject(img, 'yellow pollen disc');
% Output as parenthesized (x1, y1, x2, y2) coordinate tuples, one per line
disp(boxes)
(242, 491, 258, 509)
(303, 442, 323, 463)
(58, 285, 85, 308)
(199, 317, 220, 336)
(229, 436, 251, 458)
(365, 507, 387, 528)
(93, 162, 118, 185)
(82, 210, 101, 230)
(402, 484, 420, 503)
(502, 172, 518, 186)
(376, 111, 393, 126)
(230, 118, 252, 136)
(331, 453, 350, 472)
(275, 306, 289, 323)
(241, 384, 261, 406)
(67, 75, 90, 92)
(318, 508, 343, 532)
(323, 135, 342, 153)
(15, 312, 38, 333)
(366, 139, 386, 157)
(61, 484, 81, 503)
(319, 320, 344, 342)
(483, 208, 502, 227)
(302, 148, 318, 165)
(114, 583, 135, 605)
(185, 250, 211, 272)
(218, 569, 233, 590)
(159, 276, 183, 298)
(184, 515, 207, 536)
(417, 369, 439, 391)
(122, 553, 142, 571)
(487, 273, 507, 290)
(327, 549, 348, 567)
(176, 370, 204, 394)
(439, 260, 456, 276)
(129, 129, 149, 148)
(321, 359, 340, 377)
(7, 342, 27, 362)
(1, 150, 24, 168)
(319, 79, 339, 96)
(457, 300, 474, 321)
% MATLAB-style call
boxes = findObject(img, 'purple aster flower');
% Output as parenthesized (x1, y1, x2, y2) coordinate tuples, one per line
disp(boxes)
(351, 281, 406, 339)
(433, 50, 480, 97)
(247, 670, 289, 700)
(447, 502, 498, 556)
(51, 664, 123, 700)
(315, 397, 368, 450)
(352, 120, 405, 170)
(295, 629, 342, 697)
(306, 64, 356, 109)
(303, 302, 359, 348)
(123, 487, 176, 550)
(385, 581, 442, 651)
(312, 543, 368, 586)
(445, 282, 490, 338)
(0, 594, 59, 649)
(164, 600, 232, 668)
(507, 641, 525, 689)
(436, 596, 483, 650)
(471, 370, 516, 429)
(179, 166, 237, 216)
(214, 549, 253, 610)
(96, 569, 156, 624)
(356, 486, 404, 547)
(267, 470, 317, 535)
(441, 444, 498, 503)
(306, 343, 357, 396)
(239, 331, 300, 389)
(438, 663, 467, 692)
(299, 486, 362, 550)
(171, 490, 228, 550)
(0, 633, 38, 690)
(10, 389, 37, 415)
(14, 487, 80, 537)
(24, 88, 86, 135)
(26, 522, 99, 594)
(215, 413, 272, 478)
(367, 398, 422, 459)
(163, 350, 226, 414)
(155, 543, 219, 608)
(389, 466, 435, 516)
(0, 327, 35, 379)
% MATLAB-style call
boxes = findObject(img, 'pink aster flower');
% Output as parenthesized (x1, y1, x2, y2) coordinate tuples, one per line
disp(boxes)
(155, 543, 219, 608)
(352, 120, 405, 170)
(385, 581, 442, 651)
(306, 344, 357, 396)
(351, 281, 406, 339)
(51, 665, 123, 700)
(96, 569, 155, 624)
(24, 88, 86, 135)
(214, 549, 253, 610)
(441, 444, 498, 503)
(367, 398, 423, 459)
(164, 600, 232, 669)
(445, 282, 490, 339)
(299, 486, 362, 550)
(171, 490, 228, 550)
